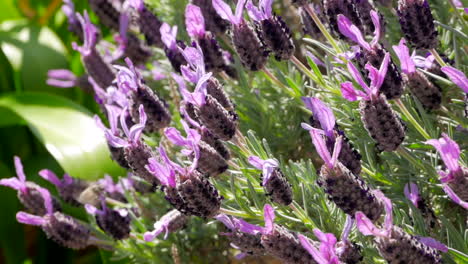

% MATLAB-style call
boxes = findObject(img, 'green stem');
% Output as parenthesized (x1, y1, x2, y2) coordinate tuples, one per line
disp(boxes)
(362, 166, 376, 177)
(429, 48, 447, 67)
(291, 55, 318, 83)
(303, 4, 342, 54)
(262, 67, 289, 90)
(394, 99, 431, 140)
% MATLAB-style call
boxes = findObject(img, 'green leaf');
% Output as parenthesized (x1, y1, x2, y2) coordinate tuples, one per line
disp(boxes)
(0, 20, 71, 95)
(0, 92, 125, 180)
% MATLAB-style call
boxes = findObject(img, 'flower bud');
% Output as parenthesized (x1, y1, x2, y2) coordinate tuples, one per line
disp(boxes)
(232, 21, 269, 71)
(404, 71, 442, 110)
(397, 0, 438, 49)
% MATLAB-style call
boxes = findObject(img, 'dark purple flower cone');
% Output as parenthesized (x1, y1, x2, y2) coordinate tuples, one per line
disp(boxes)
(198, 35, 229, 74)
(261, 168, 293, 206)
(181, 101, 202, 126)
(196, 140, 229, 177)
(397, 0, 438, 50)
(359, 95, 406, 152)
(89, 0, 121, 31)
(124, 142, 158, 185)
(43, 212, 91, 249)
(415, 198, 439, 230)
(323, 0, 363, 40)
(332, 130, 362, 176)
(176, 171, 223, 218)
(164, 186, 191, 214)
(447, 168, 468, 202)
(261, 225, 317, 264)
(404, 71, 442, 110)
(201, 129, 231, 160)
(356, 47, 404, 100)
(191, 0, 229, 35)
(318, 163, 385, 221)
(205, 77, 235, 111)
(256, 16, 295, 61)
(83, 49, 116, 89)
(196, 95, 238, 141)
(109, 144, 130, 169)
(232, 21, 269, 71)
(123, 33, 152, 65)
(57, 178, 89, 207)
(165, 41, 187, 73)
(95, 209, 131, 240)
(18, 182, 62, 215)
(375, 226, 443, 264)
(336, 241, 363, 264)
(229, 231, 265, 256)
(129, 84, 171, 133)
(135, 7, 163, 47)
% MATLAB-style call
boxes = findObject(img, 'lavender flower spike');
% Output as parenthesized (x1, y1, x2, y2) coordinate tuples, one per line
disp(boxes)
(160, 23, 187, 72)
(441, 66, 468, 93)
(216, 214, 265, 257)
(62, 0, 83, 40)
(393, 38, 441, 110)
(39, 169, 88, 206)
(213, 0, 268, 71)
(17, 187, 93, 250)
(144, 210, 189, 241)
(356, 192, 446, 262)
(246, 0, 295, 60)
(248, 156, 292, 205)
(0, 156, 61, 215)
(85, 197, 131, 240)
(426, 134, 468, 208)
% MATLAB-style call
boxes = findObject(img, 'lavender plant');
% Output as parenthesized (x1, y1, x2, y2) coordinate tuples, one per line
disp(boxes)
(2, 0, 467, 263)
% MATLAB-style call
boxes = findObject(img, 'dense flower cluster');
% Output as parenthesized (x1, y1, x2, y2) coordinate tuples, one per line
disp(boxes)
(2, 0, 466, 263)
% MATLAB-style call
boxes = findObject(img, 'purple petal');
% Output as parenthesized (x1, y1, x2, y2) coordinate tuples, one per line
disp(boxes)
(310, 129, 333, 168)
(235, 252, 248, 260)
(160, 23, 177, 50)
(441, 66, 468, 93)
(129, 0, 144, 11)
(215, 214, 236, 230)
(355, 212, 387, 237)
(313, 228, 337, 246)
(337, 15, 370, 50)
(185, 4, 205, 38)
(85, 204, 100, 215)
(330, 136, 342, 168)
(403, 182, 420, 207)
(301, 97, 336, 138)
(263, 204, 275, 235)
(37, 187, 54, 215)
(246, 1, 263, 21)
(365, 52, 390, 94)
(104, 105, 122, 135)
(374, 190, 393, 231)
(47, 69, 76, 80)
(340, 82, 359, 101)
(248, 156, 265, 169)
(159, 146, 183, 175)
(426, 134, 461, 173)
(105, 131, 128, 148)
(442, 185, 468, 209)
(341, 215, 354, 242)
(347, 62, 370, 94)
(146, 157, 173, 187)
(165, 127, 190, 147)
(212, 0, 237, 24)
(14, 156, 26, 183)
(234, 0, 246, 24)
(181, 65, 199, 84)
(369, 11, 381, 46)
(0, 178, 25, 191)
(298, 234, 328, 264)
(237, 219, 263, 234)
(16, 212, 45, 226)
(262, 164, 276, 186)
(417, 237, 449, 252)
(260, 0, 273, 19)
(38, 169, 62, 187)
(392, 38, 415, 74)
